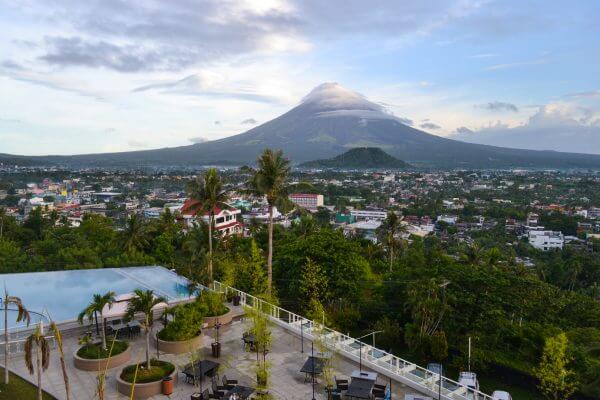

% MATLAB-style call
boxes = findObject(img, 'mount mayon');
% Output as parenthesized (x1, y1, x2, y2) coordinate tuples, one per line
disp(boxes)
(3, 83, 600, 168)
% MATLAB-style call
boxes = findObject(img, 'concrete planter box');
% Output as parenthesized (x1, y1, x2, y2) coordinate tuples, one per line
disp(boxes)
(154, 331, 204, 354)
(204, 307, 234, 327)
(73, 344, 131, 372)
(116, 367, 177, 399)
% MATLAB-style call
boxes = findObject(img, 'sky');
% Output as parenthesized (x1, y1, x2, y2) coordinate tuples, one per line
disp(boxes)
(1, 0, 599, 155)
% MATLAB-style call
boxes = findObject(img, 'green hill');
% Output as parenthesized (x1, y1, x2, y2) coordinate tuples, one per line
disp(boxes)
(299, 147, 410, 169)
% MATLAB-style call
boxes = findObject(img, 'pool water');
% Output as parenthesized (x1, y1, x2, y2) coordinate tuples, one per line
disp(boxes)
(0, 266, 192, 329)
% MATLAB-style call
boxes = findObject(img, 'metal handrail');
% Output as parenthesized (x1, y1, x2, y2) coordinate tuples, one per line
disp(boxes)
(213, 281, 494, 400)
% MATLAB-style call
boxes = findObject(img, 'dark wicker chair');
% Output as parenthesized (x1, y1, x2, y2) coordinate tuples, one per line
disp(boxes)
(222, 374, 237, 389)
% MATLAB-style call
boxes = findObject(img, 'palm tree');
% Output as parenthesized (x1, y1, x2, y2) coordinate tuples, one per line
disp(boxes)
(377, 211, 406, 272)
(78, 291, 116, 350)
(49, 321, 70, 400)
(187, 168, 229, 282)
(125, 289, 167, 369)
(24, 323, 50, 400)
(462, 243, 483, 267)
(246, 149, 290, 295)
(3, 290, 30, 384)
(122, 214, 148, 253)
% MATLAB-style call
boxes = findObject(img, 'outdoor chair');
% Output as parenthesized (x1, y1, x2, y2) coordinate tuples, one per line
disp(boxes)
(201, 389, 210, 399)
(212, 379, 227, 396)
(222, 374, 238, 389)
(130, 325, 141, 337)
(334, 376, 348, 391)
(105, 326, 115, 337)
(331, 391, 342, 400)
(208, 387, 222, 399)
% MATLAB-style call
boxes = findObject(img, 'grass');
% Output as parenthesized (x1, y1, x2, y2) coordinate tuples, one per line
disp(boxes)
(0, 367, 57, 400)
(76, 341, 128, 359)
(120, 359, 175, 383)
(478, 375, 544, 400)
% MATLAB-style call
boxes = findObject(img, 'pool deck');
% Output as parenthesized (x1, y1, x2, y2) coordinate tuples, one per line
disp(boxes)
(6, 305, 415, 399)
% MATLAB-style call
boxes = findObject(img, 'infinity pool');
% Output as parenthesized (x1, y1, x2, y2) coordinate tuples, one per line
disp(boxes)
(0, 266, 192, 329)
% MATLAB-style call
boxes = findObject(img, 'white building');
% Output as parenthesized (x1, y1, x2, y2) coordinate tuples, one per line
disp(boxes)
(350, 209, 388, 221)
(181, 199, 243, 236)
(528, 230, 564, 251)
(437, 215, 458, 225)
(288, 193, 324, 210)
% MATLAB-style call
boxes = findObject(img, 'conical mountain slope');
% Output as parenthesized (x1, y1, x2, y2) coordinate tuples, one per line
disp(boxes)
(3, 82, 600, 168)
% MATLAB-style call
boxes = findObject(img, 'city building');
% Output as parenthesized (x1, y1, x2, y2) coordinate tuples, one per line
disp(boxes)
(181, 199, 243, 236)
(288, 193, 324, 210)
(528, 230, 564, 251)
(350, 209, 388, 221)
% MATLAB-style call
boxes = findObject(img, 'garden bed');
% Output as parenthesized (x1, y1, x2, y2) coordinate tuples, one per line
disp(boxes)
(73, 341, 131, 371)
(116, 360, 177, 399)
(204, 306, 234, 326)
(155, 330, 204, 354)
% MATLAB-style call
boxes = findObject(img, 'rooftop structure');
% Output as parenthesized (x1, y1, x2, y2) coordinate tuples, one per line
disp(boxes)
(288, 193, 324, 210)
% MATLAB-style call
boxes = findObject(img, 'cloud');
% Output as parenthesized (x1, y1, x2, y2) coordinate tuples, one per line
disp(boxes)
(469, 53, 497, 59)
(455, 126, 474, 134)
(566, 90, 600, 99)
(420, 122, 441, 129)
(454, 103, 600, 154)
(127, 139, 147, 148)
(189, 136, 209, 144)
(1, 60, 24, 70)
(241, 118, 258, 125)
(132, 74, 281, 104)
(480, 101, 519, 112)
(398, 117, 413, 126)
(214, 120, 221, 125)
(485, 59, 546, 71)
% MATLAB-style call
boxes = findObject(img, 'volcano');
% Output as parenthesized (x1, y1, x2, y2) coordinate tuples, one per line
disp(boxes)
(3, 82, 600, 168)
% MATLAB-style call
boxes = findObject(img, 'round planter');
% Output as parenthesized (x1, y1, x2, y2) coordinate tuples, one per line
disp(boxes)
(73, 344, 131, 372)
(154, 331, 204, 354)
(116, 367, 178, 399)
(204, 307, 234, 327)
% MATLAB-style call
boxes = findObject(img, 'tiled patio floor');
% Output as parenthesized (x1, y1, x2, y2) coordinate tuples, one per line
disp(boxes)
(7, 310, 414, 399)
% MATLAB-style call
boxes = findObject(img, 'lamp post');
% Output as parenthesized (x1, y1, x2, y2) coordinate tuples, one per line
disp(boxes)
(438, 364, 443, 400)
(311, 342, 316, 400)
(356, 331, 383, 372)
(300, 318, 304, 353)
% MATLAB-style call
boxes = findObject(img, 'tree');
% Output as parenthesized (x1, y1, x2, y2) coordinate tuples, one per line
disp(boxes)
(49, 321, 70, 400)
(430, 330, 448, 362)
(534, 333, 578, 400)
(299, 258, 328, 311)
(3, 290, 30, 384)
(24, 323, 50, 400)
(125, 289, 167, 369)
(187, 168, 228, 282)
(377, 211, 406, 272)
(122, 214, 148, 253)
(246, 149, 290, 296)
(78, 291, 116, 350)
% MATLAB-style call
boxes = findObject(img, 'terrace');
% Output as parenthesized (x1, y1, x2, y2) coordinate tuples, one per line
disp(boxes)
(6, 304, 415, 399)
(1, 268, 496, 399)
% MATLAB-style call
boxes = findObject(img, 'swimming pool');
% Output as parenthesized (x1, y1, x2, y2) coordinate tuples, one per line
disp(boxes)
(0, 266, 192, 329)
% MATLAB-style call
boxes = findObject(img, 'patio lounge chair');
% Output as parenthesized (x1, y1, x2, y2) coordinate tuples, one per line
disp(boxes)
(208, 387, 222, 399)
(335, 376, 348, 391)
(212, 379, 227, 396)
(222, 374, 238, 389)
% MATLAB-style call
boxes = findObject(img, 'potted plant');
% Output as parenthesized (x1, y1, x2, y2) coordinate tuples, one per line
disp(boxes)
(246, 305, 272, 394)
(156, 302, 206, 354)
(198, 291, 232, 326)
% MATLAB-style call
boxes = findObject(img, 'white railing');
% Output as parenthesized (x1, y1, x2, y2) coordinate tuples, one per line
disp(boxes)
(213, 281, 493, 400)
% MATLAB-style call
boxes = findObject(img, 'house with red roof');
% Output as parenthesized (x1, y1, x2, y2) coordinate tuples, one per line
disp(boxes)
(180, 199, 243, 236)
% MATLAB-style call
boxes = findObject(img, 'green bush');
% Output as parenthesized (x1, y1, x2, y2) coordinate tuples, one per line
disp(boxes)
(158, 302, 206, 342)
(120, 359, 175, 383)
(197, 290, 228, 317)
(77, 341, 128, 359)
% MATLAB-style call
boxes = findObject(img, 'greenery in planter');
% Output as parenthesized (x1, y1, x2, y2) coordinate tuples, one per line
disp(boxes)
(246, 305, 272, 393)
(158, 302, 206, 342)
(197, 290, 228, 317)
(76, 341, 128, 359)
(120, 359, 174, 383)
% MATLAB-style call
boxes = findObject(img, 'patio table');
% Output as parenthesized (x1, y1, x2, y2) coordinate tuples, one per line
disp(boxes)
(346, 377, 374, 399)
(300, 356, 326, 381)
(182, 360, 220, 383)
(224, 385, 255, 399)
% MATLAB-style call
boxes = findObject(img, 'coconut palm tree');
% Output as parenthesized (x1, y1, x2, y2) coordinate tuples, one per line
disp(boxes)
(122, 214, 148, 253)
(24, 323, 50, 400)
(377, 211, 406, 272)
(125, 289, 167, 369)
(78, 291, 116, 351)
(187, 168, 229, 282)
(3, 289, 30, 384)
(49, 321, 70, 400)
(245, 149, 290, 295)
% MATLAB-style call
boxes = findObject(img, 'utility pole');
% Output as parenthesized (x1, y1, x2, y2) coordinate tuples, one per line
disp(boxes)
(468, 336, 471, 371)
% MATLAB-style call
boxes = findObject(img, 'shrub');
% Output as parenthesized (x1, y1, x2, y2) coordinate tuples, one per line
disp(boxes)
(77, 341, 128, 359)
(197, 290, 228, 317)
(120, 359, 174, 383)
(158, 302, 206, 342)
